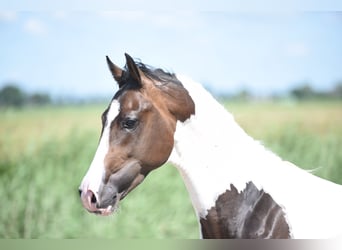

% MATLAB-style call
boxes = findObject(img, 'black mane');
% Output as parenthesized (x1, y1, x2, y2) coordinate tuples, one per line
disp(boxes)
(113, 60, 184, 100)
(123, 60, 182, 86)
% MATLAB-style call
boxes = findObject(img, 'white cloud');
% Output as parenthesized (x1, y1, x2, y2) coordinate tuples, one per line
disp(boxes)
(99, 11, 147, 22)
(0, 11, 17, 22)
(98, 11, 201, 30)
(24, 18, 47, 35)
(53, 11, 68, 20)
(285, 42, 310, 58)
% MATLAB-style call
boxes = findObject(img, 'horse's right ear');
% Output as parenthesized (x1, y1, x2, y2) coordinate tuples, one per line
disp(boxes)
(106, 56, 124, 87)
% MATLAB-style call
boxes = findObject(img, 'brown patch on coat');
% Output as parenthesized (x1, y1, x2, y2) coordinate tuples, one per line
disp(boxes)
(200, 182, 291, 239)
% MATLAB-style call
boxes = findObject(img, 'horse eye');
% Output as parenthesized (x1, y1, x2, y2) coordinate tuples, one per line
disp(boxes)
(122, 118, 138, 130)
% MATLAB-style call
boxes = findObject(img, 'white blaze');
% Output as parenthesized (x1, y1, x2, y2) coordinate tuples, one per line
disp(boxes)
(79, 100, 120, 200)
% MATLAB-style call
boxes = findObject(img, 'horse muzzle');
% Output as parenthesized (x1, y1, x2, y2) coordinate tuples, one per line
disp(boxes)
(79, 161, 145, 216)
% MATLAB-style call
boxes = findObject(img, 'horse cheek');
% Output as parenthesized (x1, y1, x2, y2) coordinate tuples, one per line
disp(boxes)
(140, 127, 174, 172)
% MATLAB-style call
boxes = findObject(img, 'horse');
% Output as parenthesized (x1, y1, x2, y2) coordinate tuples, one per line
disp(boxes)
(79, 53, 342, 239)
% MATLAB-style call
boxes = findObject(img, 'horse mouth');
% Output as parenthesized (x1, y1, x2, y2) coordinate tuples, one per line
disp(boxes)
(96, 188, 137, 216)
(96, 193, 122, 216)
(103, 174, 146, 214)
(92, 185, 138, 216)
(81, 190, 123, 216)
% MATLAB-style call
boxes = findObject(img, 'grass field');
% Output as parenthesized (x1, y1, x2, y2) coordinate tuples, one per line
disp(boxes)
(0, 100, 341, 238)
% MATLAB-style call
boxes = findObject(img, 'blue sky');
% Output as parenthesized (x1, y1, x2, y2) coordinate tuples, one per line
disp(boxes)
(0, 11, 341, 98)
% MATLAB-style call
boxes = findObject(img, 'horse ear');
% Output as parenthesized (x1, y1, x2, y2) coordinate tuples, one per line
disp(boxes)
(124, 53, 142, 85)
(106, 56, 124, 85)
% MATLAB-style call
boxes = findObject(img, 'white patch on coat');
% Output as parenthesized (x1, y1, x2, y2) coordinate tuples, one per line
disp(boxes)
(169, 75, 342, 239)
(79, 100, 120, 201)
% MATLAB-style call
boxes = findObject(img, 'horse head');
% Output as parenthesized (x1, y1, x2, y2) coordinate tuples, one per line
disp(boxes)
(79, 53, 194, 215)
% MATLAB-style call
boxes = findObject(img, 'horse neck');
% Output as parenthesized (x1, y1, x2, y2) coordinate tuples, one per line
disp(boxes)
(168, 75, 283, 218)
(167, 77, 342, 239)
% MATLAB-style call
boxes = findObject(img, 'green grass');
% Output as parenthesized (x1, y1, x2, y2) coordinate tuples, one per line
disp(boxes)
(0, 100, 341, 238)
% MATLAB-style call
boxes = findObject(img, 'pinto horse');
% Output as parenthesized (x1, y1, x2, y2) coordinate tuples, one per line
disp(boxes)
(79, 53, 342, 239)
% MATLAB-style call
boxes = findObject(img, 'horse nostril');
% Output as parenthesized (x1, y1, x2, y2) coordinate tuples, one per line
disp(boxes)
(91, 193, 97, 203)
(81, 189, 98, 204)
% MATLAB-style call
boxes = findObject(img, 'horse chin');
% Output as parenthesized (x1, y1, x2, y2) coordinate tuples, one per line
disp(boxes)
(95, 192, 123, 216)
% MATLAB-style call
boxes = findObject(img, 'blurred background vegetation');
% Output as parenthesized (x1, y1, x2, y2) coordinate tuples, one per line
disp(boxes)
(1, 10, 341, 239)
(1, 80, 342, 107)
(0, 81, 341, 238)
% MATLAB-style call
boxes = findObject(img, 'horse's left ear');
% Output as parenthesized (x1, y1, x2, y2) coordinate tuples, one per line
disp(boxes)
(125, 53, 142, 85)
(106, 56, 124, 87)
